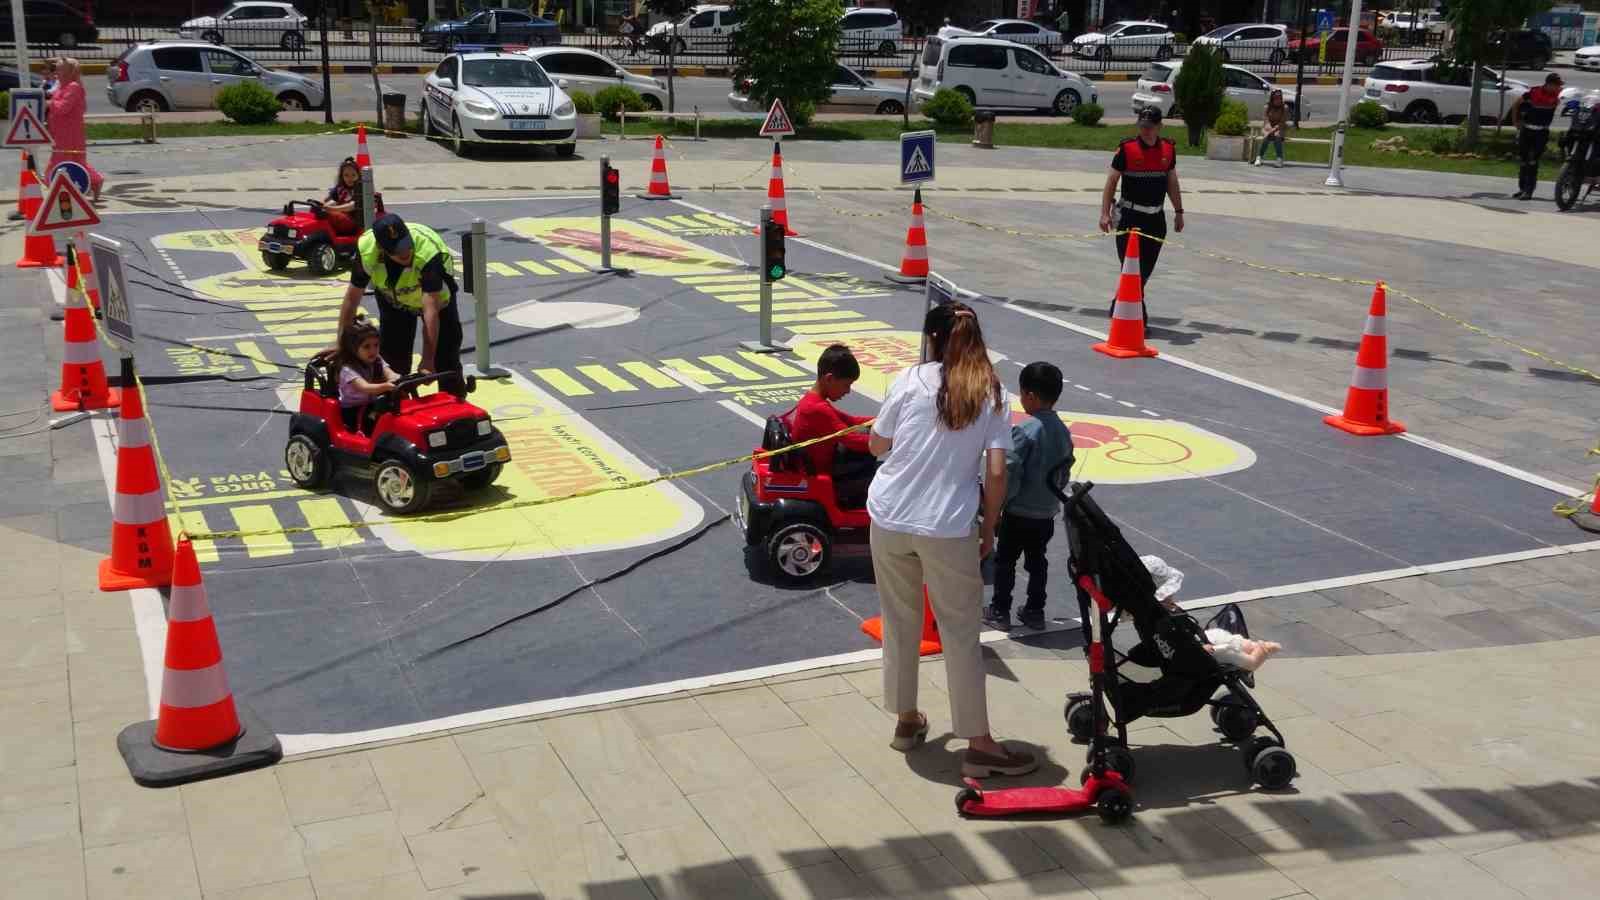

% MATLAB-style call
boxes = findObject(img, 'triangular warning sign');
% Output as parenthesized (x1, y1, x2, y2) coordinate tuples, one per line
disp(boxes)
(31, 171, 100, 234)
(4, 105, 53, 148)
(904, 146, 931, 176)
(759, 99, 795, 138)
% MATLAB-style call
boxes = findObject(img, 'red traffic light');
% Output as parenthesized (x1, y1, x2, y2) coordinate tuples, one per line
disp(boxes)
(605, 170, 619, 184)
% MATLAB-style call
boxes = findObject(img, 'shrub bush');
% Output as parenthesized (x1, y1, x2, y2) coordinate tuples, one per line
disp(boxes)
(1409, 126, 1463, 155)
(1212, 98, 1248, 136)
(0, 91, 9, 119)
(216, 80, 280, 125)
(1173, 42, 1223, 146)
(922, 88, 974, 130)
(568, 90, 595, 115)
(1351, 99, 1388, 129)
(593, 85, 645, 122)
(1072, 101, 1104, 126)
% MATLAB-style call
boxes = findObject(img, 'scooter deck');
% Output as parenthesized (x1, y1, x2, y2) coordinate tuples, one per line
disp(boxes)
(959, 785, 1096, 817)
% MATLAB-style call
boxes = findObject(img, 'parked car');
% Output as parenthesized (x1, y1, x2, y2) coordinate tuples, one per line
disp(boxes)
(1576, 44, 1600, 72)
(419, 9, 561, 52)
(107, 41, 324, 113)
(0, 66, 43, 91)
(525, 45, 664, 110)
(1192, 23, 1289, 65)
(1484, 29, 1553, 69)
(839, 6, 902, 55)
(1362, 59, 1527, 124)
(0, 0, 97, 50)
(1289, 27, 1384, 65)
(645, 4, 741, 54)
(917, 36, 1098, 115)
(421, 50, 577, 157)
(1383, 11, 1446, 36)
(1068, 21, 1175, 62)
(178, 1, 307, 51)
(947, 18, 1063, 50)
(1557, 84, 1598, 117)
(1132, 61, 1302, 120)
(731, 63, 906, 115)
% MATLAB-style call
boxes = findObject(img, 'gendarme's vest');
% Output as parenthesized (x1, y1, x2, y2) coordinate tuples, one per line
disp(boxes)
(357, 223, 454, 312)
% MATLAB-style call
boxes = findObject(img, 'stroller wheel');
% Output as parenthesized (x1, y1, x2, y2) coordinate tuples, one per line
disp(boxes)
(1216, 703, 1260, 743)
(1097, 787, 1134, 824)
(1241, 735, 1280, 772)
(1103, 744, 1137, 784)
(1065, 696, 1096, 742)
(1251, 746, 1297, 790)
(954, 786, 982, 815)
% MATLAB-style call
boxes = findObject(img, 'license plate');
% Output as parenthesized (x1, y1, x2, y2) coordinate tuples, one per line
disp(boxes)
(460, 451, 486, 472)
(1364, 89, 1380, 98)
(258, 240, 289, 254)
(508, 119, 545, 131)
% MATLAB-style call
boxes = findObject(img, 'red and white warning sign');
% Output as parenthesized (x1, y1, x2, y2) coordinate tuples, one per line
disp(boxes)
(30, 170, 100, 234)
(759, 98, 795, 138)
(3, 105, 53, 148)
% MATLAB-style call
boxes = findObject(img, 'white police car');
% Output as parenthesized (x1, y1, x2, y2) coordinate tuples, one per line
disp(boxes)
(421, 49, 577, 157)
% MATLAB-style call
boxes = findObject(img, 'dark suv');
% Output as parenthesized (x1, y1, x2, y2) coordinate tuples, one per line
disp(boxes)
(1486, 29, 1553, 69)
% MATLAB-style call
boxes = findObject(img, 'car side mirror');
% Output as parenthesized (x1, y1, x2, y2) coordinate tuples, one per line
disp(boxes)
(441, 77, 454, 88)
(558, 77, 570, 88)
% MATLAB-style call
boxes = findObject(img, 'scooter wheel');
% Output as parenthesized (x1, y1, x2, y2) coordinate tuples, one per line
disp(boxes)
(954, 786, 982, 816)
(1104, 744, 1136, 784)
(1097, 787, 1134, 824)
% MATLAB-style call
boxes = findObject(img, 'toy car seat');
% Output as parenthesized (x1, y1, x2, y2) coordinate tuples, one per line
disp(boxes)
(762, 411, 810, 474)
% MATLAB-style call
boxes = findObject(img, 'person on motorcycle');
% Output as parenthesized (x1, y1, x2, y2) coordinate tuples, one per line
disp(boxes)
(619, 11, 644, 54)
(1510, 73, 1562, 201)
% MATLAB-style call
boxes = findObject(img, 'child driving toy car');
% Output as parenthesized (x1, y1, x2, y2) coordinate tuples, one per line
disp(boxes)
(320, 158, 363, 237)
(334, 318, 400, 433)
(790, 344, 877, 508)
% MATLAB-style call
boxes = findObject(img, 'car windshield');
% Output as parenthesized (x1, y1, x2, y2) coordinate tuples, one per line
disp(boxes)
(1202, 25, 1243, 39)
(462, 58, 551, 87)
(977, 20, 998, 30)
(1142, 62, 1173, 81)
(922, 37, 942, 66)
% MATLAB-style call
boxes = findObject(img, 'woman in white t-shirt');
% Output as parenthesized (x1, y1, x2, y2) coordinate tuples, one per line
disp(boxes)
(867, 302, 1039, 778)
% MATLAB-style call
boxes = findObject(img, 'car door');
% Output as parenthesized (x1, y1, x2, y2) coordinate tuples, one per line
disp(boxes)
(682, 9, 717, 49)
(1224, 66, 1270, 117)
(1010, 46, 1054, 107)
(496, 11, 534, 44)
(946, 43, 1010, 104)
(149, 46, 211, 108)
(839, 10, 871, 52)
(570, 51, 624, 93)
(203, 48, 259, 104)
(427, 56, 458, 128)
(253, 5, 293, 42)
(714, 8, 742, 50)
(1120, 24, 1159, 59)
(828, 63, 871, 109)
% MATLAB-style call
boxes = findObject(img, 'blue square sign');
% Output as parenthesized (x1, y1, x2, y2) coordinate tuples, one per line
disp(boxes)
(900, 130, 935, 185)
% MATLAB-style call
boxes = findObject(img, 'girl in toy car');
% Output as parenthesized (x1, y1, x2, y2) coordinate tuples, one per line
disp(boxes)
(319, 158, 363, 237)
(334, 318, 400, 433)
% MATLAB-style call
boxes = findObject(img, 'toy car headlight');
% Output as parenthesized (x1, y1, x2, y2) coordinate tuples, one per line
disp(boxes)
(477, 419, 491, 436)
(553, 98, 575, 117)
(428, 431, 447, 448)
(463, 99, 497, 115)
(494, 446, 511, 462)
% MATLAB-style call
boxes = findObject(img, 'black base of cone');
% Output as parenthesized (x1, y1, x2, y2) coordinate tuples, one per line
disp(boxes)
(885, 272, 927, 285)
(636, 192, 681, 200)
(117, 703, 282, 788)
(1570, 511, 1600, 535)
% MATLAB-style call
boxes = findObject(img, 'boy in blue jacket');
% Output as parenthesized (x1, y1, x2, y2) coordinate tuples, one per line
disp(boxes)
(984, 362, 1074, 631)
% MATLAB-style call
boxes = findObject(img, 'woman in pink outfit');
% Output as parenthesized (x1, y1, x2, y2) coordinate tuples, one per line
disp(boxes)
(45, 58, 103, 204)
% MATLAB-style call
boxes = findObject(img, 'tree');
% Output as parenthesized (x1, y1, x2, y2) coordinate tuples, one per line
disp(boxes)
(1173, 43, 1224, 147)
(644, 0, 695, 112)
(1444, 0, 1550, 148)
(732, 0, 844, 128)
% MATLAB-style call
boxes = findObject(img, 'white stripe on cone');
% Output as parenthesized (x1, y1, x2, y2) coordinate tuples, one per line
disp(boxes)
(63, 340, 102, 364)
(113, 488, 167, 526)
(160, 662, 232, 709)
(1350, 364, 1388, 391)
(117, 415, 150, 449)
(1363, 315, 1387, 337)
(904, 244, 928, 261)
(167, 581, 211, 623)
(1112, 300, 1144, 321)
(1122, 253, 1140, 276)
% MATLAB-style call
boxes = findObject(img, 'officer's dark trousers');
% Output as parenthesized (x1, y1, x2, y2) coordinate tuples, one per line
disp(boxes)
(1110, 211, 1167, 325)
(378, 294, 465, 396)
(1518, 128, 1550, 196)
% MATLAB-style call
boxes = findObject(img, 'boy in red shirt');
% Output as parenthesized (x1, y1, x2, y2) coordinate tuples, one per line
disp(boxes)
(790, 344, 877, 508)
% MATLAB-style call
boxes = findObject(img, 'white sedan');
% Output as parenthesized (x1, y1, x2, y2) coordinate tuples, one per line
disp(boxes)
(963, 19, 1063, 49)
(1133, 61, 1303, 120)
(1576, 45, 1600, 72)
(523, 46, 666, 110)
(422, 51, 578, 158)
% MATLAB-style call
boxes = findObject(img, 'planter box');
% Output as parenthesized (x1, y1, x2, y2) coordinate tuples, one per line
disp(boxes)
(576, 114, 602, 140)
(1206, 134, 1248, 161)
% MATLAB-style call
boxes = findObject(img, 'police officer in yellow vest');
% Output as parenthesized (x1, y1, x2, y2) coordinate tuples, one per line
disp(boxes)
(336, 212, 465, 395)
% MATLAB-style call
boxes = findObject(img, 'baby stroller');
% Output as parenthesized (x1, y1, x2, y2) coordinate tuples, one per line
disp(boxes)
(1058, 480, 1297, 791)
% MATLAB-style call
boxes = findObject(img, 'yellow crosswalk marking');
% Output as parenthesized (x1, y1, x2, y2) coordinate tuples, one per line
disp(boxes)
(640, 217, 678, 230)
(619, 361, 680, 389)
(532, 368, 593, 396)
(772, 310, 863, 323)
(275, 334, 334, 349)
(694, 213, 736, 228)
(694, 280, 762, 293)
(736, 301, 836, 312)
(488, 261, 521, 277)
(660, 358, 723, 386)
(550, 259, 586, 274)
(231, 505, 293, 557)
(737, 352, 807, 377)
(577, 364, 636, 392)
(516, 260, 556, 276)
(783, 276, 840, 299)
(172, 512, 217, 562)
(266, 319, 341, 335)
(677, 274, 759, 285)
(787, 321, 895, 335)
(253, 308, 341, 323)
(297, 497, 360, 549)
(666, 215, 705, 230)
(234, 340, 278, 376)
(713, 292, 819, 304)
(700, 355, 764, 381)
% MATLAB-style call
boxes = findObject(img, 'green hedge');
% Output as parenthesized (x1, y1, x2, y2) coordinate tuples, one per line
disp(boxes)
(216, 81, 280, 125)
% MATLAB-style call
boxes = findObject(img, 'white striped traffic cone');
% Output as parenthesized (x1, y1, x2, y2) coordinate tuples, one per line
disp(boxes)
(15, 157, 62, 269)
(153, 537, 242, 751)
(51, 245, 120, 412)
(100, 358, 170, 591)
(74, 231, 101, 311)
(638, 134, 679, 199)
(355, 123, 372, 169)
(1092, 230, 1158, 359)
(752, 142, 798, 236)
(1324, 282, 1405, 436)
(887, 187, 929, 284)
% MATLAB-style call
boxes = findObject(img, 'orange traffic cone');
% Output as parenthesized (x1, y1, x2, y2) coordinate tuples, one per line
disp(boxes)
(100, 362, 171, 591)
(16, 156, 62, 268)
(1092, 230, 1158, 359)
(887, 187, 929, 284)
(355, 123, 372, 169)
(51, 246, 119, 412)
(152, 538, 241, 751)
(1325, 282, 1405, 436)
(74, 232, 100, 312)
(638, 134, 679, 199)
(859, 586, 943, 656)
(10, 150, 27, 220)
(753, 142, 798, 236)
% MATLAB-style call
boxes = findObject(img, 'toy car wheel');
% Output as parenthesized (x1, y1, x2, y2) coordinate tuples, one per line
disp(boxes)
(462, 462, 501, 490)
(1251, 746, 1297, 790)
(765, 521, 831, 584)
(1097, 787, 1134, 824)
(262, 250, 292, 271)
(373, 460, 431, 514)
(954, 786, 981, 816)
(1103, 744, 1136, 784)
(284, 434, 329, 489)
(1216, 703, 1259, 743)
(306, 242, 339, 277)
(1065, 696, 1096, 742)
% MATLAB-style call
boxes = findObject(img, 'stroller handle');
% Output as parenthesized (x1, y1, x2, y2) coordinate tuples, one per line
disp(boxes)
(1047, 458, 1091, 508)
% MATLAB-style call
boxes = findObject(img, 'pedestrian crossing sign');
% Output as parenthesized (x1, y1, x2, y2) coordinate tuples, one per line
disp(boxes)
(759, 99, 795, 138)
(3, 104, 52, 148)
(900, 130, 935, 185)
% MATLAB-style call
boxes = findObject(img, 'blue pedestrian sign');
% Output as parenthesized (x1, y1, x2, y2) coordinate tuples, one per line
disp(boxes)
(900, 130, 935, 185)
(1315, 9, 1335, 33)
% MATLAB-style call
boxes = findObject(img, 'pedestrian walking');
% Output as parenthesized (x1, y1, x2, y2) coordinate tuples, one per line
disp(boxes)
(1511, 73, 1562, 201)
(867, 301, 1039, 779)
(1255, 89, 1288, 167)
(1100, 107, 1184, 324)
(44, 58, 103, 205)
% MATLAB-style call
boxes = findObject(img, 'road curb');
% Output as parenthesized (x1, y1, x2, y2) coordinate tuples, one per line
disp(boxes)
(282, 64, 434, 75)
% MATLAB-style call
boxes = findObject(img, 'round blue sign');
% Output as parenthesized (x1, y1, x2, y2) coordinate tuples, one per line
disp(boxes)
(46, 161, 90, 193)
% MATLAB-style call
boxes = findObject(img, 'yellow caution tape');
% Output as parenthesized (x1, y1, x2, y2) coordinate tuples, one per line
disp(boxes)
(1553, 447, 1600, 520)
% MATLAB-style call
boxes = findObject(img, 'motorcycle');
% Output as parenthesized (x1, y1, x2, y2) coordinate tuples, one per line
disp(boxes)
(1555, 101, 1600, 212)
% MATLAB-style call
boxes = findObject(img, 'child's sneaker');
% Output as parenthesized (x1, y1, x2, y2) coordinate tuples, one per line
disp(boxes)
(982, 603, 1013, 631)
(1017, 608, 1047, 632)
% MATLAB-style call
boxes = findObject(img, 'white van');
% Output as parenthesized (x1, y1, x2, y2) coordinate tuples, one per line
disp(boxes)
(916, 35, 1098, 115)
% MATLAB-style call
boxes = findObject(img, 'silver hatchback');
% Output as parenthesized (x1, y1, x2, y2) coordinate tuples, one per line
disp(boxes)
(107, 41, 325, 113)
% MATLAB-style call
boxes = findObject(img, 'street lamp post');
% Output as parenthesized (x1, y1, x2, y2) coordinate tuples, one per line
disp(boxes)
(1324, 0, 1365, 188)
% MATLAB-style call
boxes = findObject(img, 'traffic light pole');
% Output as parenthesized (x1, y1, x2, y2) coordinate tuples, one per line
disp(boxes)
(597, 154, 629, 275)
(741, 205, 788, 354)
(466, 218, 508, 379)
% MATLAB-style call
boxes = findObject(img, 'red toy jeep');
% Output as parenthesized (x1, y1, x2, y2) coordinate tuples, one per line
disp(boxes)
(735, 413, 870, 584)
(258, 194, 384, 276)
(285, 360, 510, 514)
